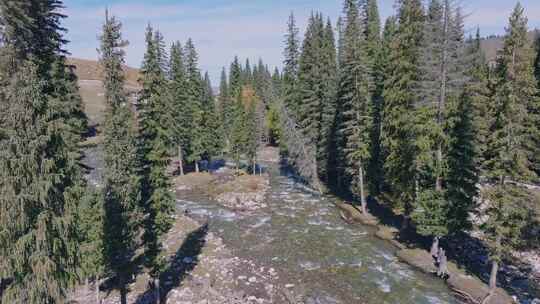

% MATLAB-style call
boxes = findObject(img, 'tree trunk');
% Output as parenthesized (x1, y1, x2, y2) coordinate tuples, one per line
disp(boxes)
(178, 145, 184, 176)
(431, 236, 440, 257)
(401, 216, 409, 232)
(359, 166, 367, 214)
(155, 278, 161, 304)
(120, 276, 127, 304)
(435, 146, 443, 191)
(95, 278, 100, 304)
(0, 277, 3, 304)
(195, 161, 199, 173)
(489, 260, 498, 290)
(252, 160, 256, 175)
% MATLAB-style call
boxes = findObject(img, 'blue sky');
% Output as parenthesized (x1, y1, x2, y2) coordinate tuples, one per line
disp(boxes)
(63, 0, 540, 84)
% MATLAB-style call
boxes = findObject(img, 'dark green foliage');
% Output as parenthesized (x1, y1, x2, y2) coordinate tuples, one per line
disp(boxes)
(283, 12, 300, 117)
(481, 185, 528, 264)
(369, 16, 396, 195)
(481, 4, 539, 290)
(466, 29, 493, 175)
(335, 0, 372, 208)
(0, 0, 67, 76)
(319, 19, 338, 182)
(535, 32, 540, 90)
(0, 60, 80, 303)
(229, 56, 243, 99)
(201, 72, 223, 158)
(0, 1, 86, 302)
(168, 41, 190, 174)
(77, 188, 104, 287)
(183, 39, 205, 170)
(297, 13, 325, 140)
(138, 24, 175, 279)
(411, 190, 449, 238)
(381, 0, 424, 217)
(486, 3, 538, 183)
(99, 12, 143, 302)
(446, 92, 478, 232)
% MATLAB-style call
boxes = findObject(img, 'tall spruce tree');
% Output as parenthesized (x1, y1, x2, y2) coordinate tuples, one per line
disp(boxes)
(381, 0, 424, 228)
(184, 39, 205, 172)
(481, 3, 537, 295)
(364, 0, 385, 196)
(297, 12, 325, 180)
(0, 1, 85, 302)
(168, 41, 190, 175)
(413, 0, 470, 251)
(99, 12, 143, 304)
(77, 188, 104, 303)
(218, 67, 235, 146)
(138, 24, 175, 301)
(319, 19, 338, 183)
(201, 71, 222, 159)
(335, 0, 372, 214)
(283, 12, 300, 117)
(0, 59, 80, 303)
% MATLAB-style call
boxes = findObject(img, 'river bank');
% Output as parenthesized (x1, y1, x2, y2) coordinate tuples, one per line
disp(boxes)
(336, 200, 539, 304)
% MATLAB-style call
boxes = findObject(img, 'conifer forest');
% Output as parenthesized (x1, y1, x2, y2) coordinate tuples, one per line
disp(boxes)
(1, 0, 540, 303)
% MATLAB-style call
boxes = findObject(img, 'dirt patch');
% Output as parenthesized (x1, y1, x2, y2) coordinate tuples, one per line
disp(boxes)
(174, 172, 217, 192)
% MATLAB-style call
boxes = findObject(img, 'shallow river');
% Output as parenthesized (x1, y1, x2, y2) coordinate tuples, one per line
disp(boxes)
(176, 164, 458, 304)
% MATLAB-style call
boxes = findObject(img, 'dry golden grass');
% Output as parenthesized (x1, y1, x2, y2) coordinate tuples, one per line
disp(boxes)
(68, 57, 140, 87)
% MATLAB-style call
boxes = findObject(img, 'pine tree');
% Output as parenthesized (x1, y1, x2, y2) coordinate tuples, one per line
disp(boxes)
(297, 12, 325, 178)
(0, 1, 85, 302)
(283, 12, 300, 117)
(319, 19, 338, 183)
(467, 28, 493, 176)
(481, 3, 538, 295)
(271, 67, 283, 99)
(535, 32, 540, 90)
(168, 41, 189, 175)
(229, 56, 243, 99)
(99, 12, 143, 304)
(184, 39, 205, 172)
(230, 98, 247, 172)
(381, 0, 424, 228)
(413, 0, 470, 249)
(363, 0, 384, 195)
(77, 188, 104, 303)
(335, 0, 372, 214)
(138, 24, 175, 301)
(201, 72, 223, 159)
(529, 31, 540, 176)
(0, 60, 79, 303)
(218, 67, 234, 146)
(244, 88, 261, 173)
(244, 58, 253, 85)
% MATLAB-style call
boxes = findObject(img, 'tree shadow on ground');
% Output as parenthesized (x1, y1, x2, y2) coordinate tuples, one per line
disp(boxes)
(134, 223, 209, 304)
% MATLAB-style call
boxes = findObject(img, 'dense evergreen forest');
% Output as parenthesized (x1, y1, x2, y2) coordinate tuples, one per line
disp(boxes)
(0, 0, 539, 303)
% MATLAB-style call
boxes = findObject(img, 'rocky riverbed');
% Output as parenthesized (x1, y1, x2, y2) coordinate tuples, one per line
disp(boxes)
(70, 214, 299, 304)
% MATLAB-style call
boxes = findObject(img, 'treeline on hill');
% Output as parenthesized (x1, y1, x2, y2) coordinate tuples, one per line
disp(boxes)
(280, 0, 540, 296)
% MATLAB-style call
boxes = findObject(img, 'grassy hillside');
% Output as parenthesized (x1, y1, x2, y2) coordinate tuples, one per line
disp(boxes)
(69, 58, 140, 126)
(480, 29, 539, 63)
